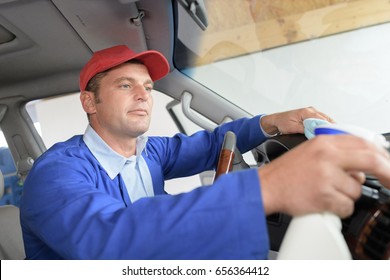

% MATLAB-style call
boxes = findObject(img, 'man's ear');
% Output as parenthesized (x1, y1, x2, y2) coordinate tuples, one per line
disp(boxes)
(80, 91, 96, 114)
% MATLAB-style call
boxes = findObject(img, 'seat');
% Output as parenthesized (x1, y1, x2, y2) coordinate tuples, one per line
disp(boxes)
(0, 170, 25, 260)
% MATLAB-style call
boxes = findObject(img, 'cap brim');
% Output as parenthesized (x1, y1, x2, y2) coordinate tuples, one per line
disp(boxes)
(133, 50, 170, 82)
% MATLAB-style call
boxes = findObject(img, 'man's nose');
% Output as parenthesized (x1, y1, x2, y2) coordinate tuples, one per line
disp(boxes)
(135, 85, 150, 101)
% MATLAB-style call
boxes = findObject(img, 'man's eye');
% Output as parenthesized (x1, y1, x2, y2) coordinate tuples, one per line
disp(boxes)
(120, 84, 131, 89)
(145, 86, 153, 92)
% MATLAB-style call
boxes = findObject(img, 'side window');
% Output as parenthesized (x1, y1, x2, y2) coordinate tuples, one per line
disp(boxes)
(0, 133, 20, 206)
(26, 93, 88, 149)
(147, 93, 203, 194)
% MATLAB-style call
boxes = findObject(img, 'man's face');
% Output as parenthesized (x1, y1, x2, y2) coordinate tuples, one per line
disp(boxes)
(89, 62, 154, 139)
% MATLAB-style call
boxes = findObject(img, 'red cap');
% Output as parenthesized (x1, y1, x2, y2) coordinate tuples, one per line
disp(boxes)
(79, 45, 170, 91)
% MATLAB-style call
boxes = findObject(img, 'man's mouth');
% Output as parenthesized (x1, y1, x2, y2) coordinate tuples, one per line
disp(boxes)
(128, 109, 148, 116)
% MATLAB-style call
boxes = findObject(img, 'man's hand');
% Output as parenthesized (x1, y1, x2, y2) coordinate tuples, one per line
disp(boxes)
(260, 106, 334, 136)
(258, 134, 390, 218)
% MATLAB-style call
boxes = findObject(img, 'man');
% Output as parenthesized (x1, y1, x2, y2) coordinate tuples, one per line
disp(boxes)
(20, 45, 390, 259)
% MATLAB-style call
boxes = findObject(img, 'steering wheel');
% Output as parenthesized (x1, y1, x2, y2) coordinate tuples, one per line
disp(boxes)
(215, 132, 390, 260)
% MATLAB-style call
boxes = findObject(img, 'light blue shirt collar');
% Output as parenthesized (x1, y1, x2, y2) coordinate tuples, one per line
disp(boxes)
(82, 125, 148, 180)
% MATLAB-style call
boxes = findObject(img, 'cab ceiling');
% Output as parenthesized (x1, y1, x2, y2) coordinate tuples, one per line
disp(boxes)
(0, 0, 173, 101)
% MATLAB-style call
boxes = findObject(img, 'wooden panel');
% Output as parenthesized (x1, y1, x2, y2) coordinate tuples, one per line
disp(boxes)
(196, 0, 390, 65)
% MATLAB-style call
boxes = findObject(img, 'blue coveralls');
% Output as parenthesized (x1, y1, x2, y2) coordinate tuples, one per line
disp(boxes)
(20, 116, 270, 259)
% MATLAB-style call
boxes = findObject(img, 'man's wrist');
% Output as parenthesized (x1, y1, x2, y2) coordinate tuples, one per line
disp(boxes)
(260, 114, 280, 137)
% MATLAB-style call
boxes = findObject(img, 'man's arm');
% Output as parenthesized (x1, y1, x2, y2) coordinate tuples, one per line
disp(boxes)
(259, 134, 390, 218)
(148, 115, 268, 180)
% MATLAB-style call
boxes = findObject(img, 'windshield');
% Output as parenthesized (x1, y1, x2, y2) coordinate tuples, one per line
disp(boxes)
(174, 0, 390, 134)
